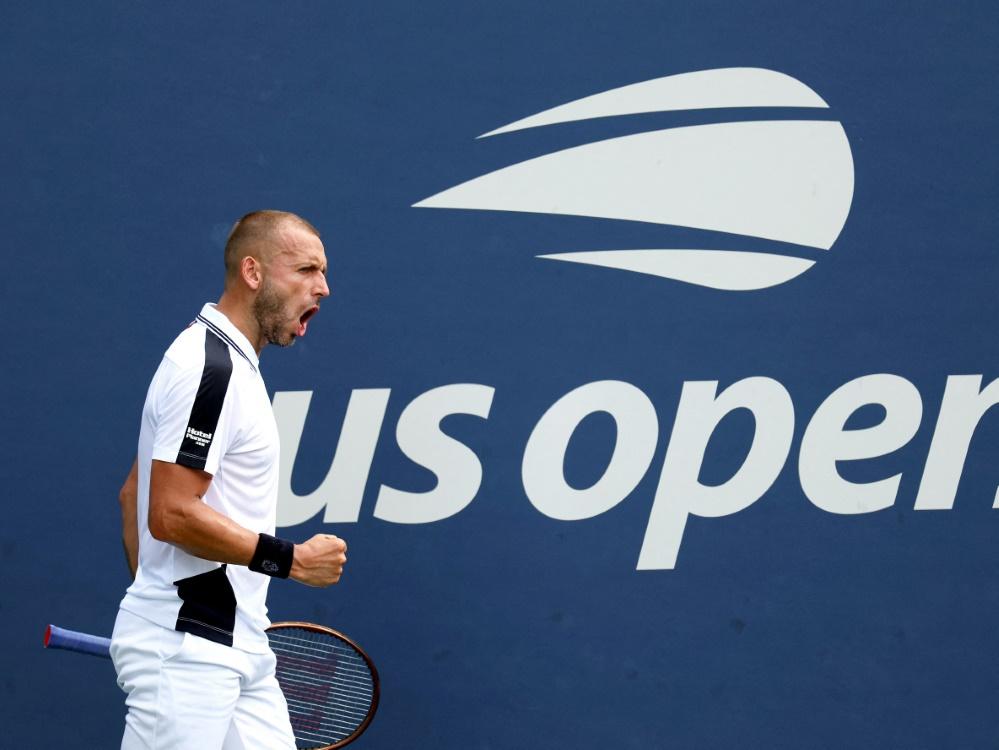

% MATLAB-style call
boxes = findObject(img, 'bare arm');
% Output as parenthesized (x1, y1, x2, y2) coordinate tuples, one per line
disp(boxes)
(148, 459, 347, 586)
(119, 460, 139, 579)
(148, 459, 257, 564)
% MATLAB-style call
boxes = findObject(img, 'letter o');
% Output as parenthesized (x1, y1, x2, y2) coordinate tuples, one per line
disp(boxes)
(522, 381, 658, 520)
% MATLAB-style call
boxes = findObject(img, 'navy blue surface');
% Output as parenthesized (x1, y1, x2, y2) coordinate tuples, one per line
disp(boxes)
(5, 2, 999, 747)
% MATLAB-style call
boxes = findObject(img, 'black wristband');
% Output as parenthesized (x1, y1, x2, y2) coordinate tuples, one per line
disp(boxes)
(249, 533, 294, 578)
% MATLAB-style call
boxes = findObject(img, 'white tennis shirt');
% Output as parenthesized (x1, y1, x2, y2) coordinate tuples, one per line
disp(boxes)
(120, 304, 279, 653)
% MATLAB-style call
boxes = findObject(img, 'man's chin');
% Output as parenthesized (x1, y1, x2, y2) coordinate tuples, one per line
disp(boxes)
(265, 330, 297, 348)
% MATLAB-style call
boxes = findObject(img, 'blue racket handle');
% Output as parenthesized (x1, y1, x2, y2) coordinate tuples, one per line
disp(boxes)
(44, 624, 112, 659)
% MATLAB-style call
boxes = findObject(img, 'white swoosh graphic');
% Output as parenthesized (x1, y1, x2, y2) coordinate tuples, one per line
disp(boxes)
(480, 68, 829, 138)
(538, 250, 816, 291)
(415, 120, 854, 250)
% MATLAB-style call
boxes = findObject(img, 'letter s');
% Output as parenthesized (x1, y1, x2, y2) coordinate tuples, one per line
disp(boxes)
(374, 384, 495, 524)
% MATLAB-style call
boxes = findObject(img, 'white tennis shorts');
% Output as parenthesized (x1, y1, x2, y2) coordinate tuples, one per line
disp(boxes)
(110, 608, 296, 750)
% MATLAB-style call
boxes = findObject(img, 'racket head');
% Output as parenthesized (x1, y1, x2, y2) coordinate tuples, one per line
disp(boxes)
(266, 621, 380, 750)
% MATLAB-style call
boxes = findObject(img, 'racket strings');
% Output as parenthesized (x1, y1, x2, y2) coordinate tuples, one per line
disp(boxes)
(268, 627, 376, 750)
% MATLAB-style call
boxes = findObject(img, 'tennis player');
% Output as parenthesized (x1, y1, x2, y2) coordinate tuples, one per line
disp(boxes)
(112, 210, 347, 750)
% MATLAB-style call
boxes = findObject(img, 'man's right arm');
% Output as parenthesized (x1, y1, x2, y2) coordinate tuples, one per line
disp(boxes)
(119, 460, 139, 579)
(148, 459, 347, 586)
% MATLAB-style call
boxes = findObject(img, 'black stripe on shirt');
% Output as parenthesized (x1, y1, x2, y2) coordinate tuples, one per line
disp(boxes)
(176, 330, 233, 472)
(173, 565, 237, 647)
(196, 315, 255, 370)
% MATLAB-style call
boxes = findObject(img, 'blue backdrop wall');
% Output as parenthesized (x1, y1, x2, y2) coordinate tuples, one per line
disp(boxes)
(4, 2, 999, 748)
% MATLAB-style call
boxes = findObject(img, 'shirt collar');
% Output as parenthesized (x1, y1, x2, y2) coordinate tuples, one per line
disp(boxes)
(196, 303, 259, 371)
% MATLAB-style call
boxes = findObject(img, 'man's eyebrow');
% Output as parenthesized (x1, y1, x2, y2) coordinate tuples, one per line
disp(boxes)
(293, 257, 324, 267)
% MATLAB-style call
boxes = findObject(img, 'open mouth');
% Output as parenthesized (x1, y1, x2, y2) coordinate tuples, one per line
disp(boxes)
(297, 306, 319, 336)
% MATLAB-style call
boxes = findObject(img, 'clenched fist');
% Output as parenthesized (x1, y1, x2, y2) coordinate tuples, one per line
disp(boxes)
(290, 534, 348, 587)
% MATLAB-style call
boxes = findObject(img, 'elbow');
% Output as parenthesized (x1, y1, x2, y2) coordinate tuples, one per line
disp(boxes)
(148, 503, 183, 544)
(120, 461, 138, 510)
(147, 508, 169, 542)
(119, 484, 135, 510)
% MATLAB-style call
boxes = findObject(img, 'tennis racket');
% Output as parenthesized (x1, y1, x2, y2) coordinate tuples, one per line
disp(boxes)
(44, 621, 379, 750)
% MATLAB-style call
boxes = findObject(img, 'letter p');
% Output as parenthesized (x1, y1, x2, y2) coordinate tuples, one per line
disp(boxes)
(637, 377, 794, 570)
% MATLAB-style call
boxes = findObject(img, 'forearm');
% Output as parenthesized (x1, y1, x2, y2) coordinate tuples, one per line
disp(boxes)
(148, 459, 346, 586)
(149, 458, 258, 566)
(159, 503, 347, 585)
(152, 497, 258, 566)
(122, 512, 139, 579)
(160, 503, 352, 587)
(119, 460, 139, 579)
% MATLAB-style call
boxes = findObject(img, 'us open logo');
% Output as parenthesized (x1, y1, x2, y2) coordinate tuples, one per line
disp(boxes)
(414, 67, 854, 291)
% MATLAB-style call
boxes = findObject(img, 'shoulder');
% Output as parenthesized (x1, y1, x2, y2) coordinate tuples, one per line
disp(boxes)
(162, 321, 208, 369)
(150, 324, 238, 405)
(162, 322, 236, 374)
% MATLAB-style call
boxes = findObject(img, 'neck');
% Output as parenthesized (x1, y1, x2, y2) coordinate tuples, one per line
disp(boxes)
(216, 291, 266, 355)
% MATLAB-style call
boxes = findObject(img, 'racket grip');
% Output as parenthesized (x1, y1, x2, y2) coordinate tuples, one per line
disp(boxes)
(44, 624, 112, 659)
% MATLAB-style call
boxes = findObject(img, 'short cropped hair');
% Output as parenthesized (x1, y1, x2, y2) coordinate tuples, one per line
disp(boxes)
(223, 210, 321, 282)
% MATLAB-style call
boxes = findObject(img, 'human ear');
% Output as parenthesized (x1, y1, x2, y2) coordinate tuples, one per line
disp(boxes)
(241, 256, 262, 290)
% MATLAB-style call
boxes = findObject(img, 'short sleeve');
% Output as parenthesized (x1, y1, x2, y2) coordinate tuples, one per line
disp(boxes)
(150, 331, 235, 475)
